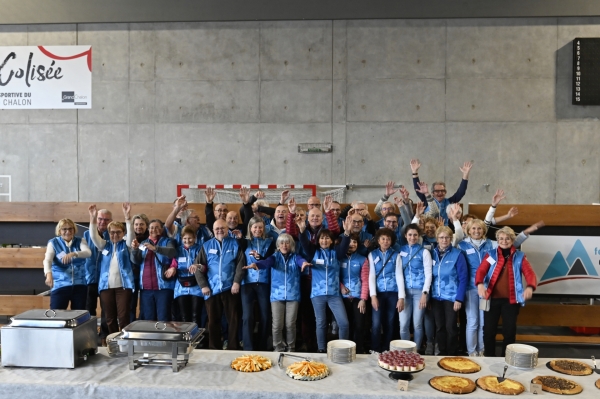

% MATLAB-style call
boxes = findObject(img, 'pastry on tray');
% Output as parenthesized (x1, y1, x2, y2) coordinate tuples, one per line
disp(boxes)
(547, 359, 592, 376)
(476, 375, 525, 395)
(531, 376, 583, 395)
(377, 350, 424, 371)
(231, 354, 272, 372)
(430, 375, 477, 394)
(438, 357, 481, 374)
(286, 360, 330, 381)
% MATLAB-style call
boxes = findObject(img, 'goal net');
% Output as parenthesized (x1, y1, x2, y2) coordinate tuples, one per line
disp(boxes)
(177, 184, 346, 205)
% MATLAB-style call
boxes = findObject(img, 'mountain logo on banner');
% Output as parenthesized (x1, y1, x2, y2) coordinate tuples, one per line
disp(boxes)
(539, 239, 599, 285)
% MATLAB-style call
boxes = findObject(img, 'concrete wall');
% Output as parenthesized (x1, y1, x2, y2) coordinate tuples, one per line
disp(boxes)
(0, 18, 599, 205)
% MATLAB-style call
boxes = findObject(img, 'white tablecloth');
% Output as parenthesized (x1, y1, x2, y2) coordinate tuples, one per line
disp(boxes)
(1, 349, 599, 399)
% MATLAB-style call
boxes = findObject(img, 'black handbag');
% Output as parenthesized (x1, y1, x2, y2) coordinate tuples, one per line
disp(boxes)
(177, 274, 198, 287)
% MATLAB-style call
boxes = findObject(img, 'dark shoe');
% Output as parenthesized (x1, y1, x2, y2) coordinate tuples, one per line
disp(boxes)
(317, 349, 326, 353)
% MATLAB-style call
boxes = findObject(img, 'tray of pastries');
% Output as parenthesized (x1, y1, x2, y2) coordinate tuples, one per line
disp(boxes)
(546, 360, 593, 376)
(476, 376, 525, 395)
(531, 376, 583, 395)
(231, 354, 272, 372)
(377, 350, 424, 372)
(438, 357, 481, 374)
(429, 375, 477, 394)
(286, 360, 330, 381)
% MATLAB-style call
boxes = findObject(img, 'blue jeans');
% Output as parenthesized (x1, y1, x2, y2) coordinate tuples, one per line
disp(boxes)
(241, 283, 271, 351)
(400, 288, 427, 348)
(371, 291, 398, 352)
(311, 295, 349, 350)
(139, 289, 174, 321)
(51, 284, 87, 310)
(465, 288, 484, 354)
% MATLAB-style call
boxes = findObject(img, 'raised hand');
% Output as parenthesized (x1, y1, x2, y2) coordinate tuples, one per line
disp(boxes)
(288, 197, 296, 214)
(255, 190, 265, 199)
(280, 190, 290, 204)
(343, 215, 352, 234)
(88, 204, 98, 220)
(174, 195, 187, 211)
(460, 160, 474, 179)
(131, 239, 139, 250)
(323, 195, 332, 212)
(415, 201, 425, 216)
(436, 215, 444, 227)
(410, 158, 421, 174)
(385, 181, 398, 197)
(239, 187, 250, 204)
(507, 207, 518, 218)
(231, 229, 242, 239)
(400, 186, 410, 200)
(296, 215, 306, 233)
(393, 196, 404, 207)
(204, 187, 216, 203)
(415, 181, 429, 195)
(122, 202, 131, 220)
(492, 189, 506, 207)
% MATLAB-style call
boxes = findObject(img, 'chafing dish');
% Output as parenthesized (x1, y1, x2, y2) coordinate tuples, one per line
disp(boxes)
(1, 309, 97, 368)
(117, 320, 204, 372)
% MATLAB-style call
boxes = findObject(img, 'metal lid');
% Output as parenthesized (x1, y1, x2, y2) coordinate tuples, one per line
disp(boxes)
(121, 321, 201, 341)
(10, 309, 91, 328)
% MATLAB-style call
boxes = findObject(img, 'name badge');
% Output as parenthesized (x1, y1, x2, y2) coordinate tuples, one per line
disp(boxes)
(315, 259, 325, 265)
(56, 251, 66, 260)
(341, 262, 347, 268)
(400, 252, 408, 257)
(466, 248, 476, 255)
(488, 257, 497, 266)
(102, 249, 109, 256)
(424, 245, 431, 250)
(433, 260, 437, 266)
(373, 256, 380, 264)
(178, 257, 187, 263)
(209, 248, 218, 254)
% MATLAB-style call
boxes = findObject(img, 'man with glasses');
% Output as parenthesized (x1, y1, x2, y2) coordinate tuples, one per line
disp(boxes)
(410, 159, 473, 225)
(204, 187, 230, 234)
(194, 219, 246, 350)
(165, 196, 212, 246)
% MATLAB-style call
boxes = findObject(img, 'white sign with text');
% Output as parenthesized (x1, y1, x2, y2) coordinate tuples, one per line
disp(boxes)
(0, 46, 92, 109)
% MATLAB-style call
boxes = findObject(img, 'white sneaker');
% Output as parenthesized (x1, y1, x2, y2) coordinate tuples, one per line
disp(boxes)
(478, 351, 485, 357)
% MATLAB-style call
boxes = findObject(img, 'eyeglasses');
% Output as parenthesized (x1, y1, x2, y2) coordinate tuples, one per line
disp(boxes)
(433, 190, 447, 194)
(109, 230, 124, 235)
(215, 209, 228, 213)
(97, 217, 111, 222)
(382, 207, 395, 211)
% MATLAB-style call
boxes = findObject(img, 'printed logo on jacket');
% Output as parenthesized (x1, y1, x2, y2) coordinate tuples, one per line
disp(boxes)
(522, 236, 600, 295)
(0, 46, 92, 109)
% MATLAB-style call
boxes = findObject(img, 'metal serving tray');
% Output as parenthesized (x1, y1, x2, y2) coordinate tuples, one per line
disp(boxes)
(9, 309, 91, 328)
(120, 320, 199, 341)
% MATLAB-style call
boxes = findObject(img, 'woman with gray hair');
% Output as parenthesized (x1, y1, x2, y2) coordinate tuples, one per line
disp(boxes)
(43, 218, 92, 310)
(244, 233, 311, 352)
(240, 216, 276, 350)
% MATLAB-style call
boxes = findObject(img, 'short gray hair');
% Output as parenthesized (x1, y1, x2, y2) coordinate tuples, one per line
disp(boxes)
(276, 233, 296, 253)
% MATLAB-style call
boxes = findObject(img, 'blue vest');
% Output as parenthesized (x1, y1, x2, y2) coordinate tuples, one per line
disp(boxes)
(84, 229, 109, 285)
(426, 198, 450, 225)
(400, 244, 427, 290)
(422, 235, 437, 251)
(370, 249, 399, 294)
(173, 221, 211, 247)
(431, 247, 462, 302)
(268, 252, 302, 302)
(484, 250, 527, 306)
(340, 252, 367, 298)
(458, 238, 497, 290)
(173, 243, 203, 299)
(50, 237, 87, 291)
(243, 237, 273, 285)
(139, 237, 176, 290)
(203, 237, 239, 298)
(97, 240, 135, 292)
(310, 248, 342, 298)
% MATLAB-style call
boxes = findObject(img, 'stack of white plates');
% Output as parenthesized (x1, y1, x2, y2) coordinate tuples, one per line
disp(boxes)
(505, 344, 538, 369)
(106, 332, 126, 357)
(327, 339, 356, 363)
(389, 339, 417, 353)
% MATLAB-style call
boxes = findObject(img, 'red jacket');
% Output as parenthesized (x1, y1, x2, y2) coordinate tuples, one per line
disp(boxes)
(475, 246, 537, 305)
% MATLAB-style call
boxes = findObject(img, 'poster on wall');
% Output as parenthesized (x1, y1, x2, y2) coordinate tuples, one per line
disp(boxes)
(521, 236, 600, 296)
(0, 46, 91, 109)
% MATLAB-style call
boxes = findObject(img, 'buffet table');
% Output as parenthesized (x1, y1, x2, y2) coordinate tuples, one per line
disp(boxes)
(0, 349, 599, 399)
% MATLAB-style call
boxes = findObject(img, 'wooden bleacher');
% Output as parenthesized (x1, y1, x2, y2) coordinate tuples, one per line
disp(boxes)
(1, 202, 600, 345)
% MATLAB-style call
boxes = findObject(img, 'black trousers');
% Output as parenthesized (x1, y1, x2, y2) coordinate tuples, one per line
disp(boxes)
(483, 298, 520, 357)
(432, 299, 459, 356)
(176, 295, 204, 325)
(343, 297, 367, 353)
(205, 290, 241, 350)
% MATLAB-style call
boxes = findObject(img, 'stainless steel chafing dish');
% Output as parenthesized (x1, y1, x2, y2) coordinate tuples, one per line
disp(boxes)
(116, 320, 204, 372)
(1, 309, 98, 368)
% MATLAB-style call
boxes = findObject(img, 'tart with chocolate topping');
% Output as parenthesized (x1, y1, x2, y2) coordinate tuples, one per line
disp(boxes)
(532, 376, 583, 395)
(548, 360, 592, 376)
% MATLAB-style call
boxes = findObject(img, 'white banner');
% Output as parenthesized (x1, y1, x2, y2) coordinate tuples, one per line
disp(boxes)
(0, 46, 92, 109)
(522, 235, 600, 296)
